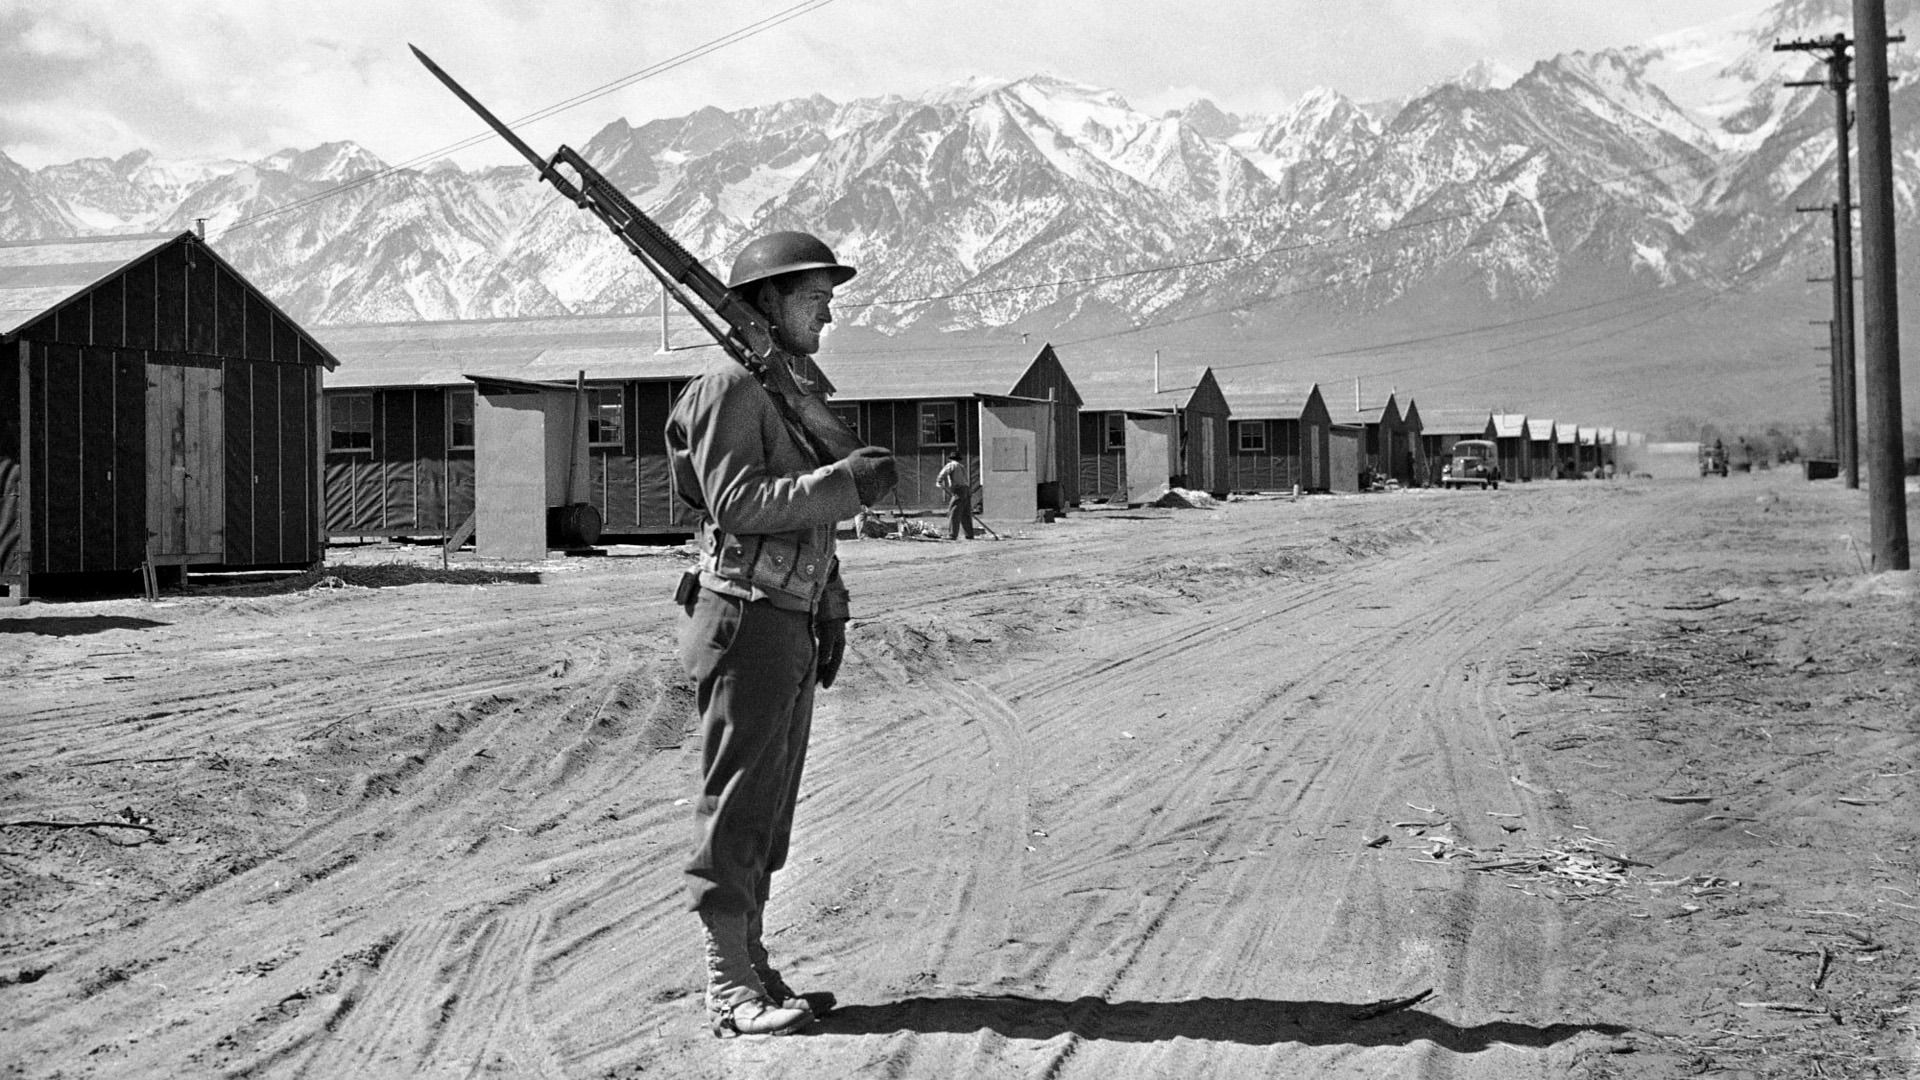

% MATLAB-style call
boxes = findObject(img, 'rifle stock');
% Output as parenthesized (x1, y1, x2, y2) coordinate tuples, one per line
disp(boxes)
(410, 46, 863, 464)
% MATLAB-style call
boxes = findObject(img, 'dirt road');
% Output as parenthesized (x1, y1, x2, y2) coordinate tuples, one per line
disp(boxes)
(3, 474, 1914, 1078)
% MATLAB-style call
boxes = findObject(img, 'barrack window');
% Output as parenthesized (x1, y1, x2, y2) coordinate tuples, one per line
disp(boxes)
(447, 389, 475, 450)
(919, 402, 957, 447)
(330, 393, 372, 453)
(588, 387, 625, 448)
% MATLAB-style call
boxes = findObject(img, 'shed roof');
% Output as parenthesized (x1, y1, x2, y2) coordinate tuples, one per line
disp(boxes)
(1492, 414, 1528, 438)
(0, 233, 179, 336)
(1219, 383, 1322, 421)
(816, 342, 1081, 405)
(319, 313, 718, 388)
(1526, 417, 1557, 440)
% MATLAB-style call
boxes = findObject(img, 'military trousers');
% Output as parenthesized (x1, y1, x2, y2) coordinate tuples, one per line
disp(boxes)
(678, 587, 817, 916)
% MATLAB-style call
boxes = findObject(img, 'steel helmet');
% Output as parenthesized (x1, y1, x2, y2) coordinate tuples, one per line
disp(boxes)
(726, 231, 857, 290)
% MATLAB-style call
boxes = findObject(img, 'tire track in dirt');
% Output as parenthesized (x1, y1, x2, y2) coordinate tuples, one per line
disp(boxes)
(1, 586, 707, 1079)
(798, 490, 1654, 1080)
(1016, 494, 1649, 1080)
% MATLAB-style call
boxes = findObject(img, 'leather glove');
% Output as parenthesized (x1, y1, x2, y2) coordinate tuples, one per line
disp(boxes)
(841, 446, 898, 506)
(815, 617, 848, 689)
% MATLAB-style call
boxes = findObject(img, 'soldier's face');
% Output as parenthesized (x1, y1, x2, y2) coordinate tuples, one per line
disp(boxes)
(765, 269, 837, 355)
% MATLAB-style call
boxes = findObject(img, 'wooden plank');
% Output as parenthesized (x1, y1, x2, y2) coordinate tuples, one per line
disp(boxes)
(146, 362, 177, 557)
(181, 365, 223, 558)
(222, 360, 253, 566)
(186, 242, 216, 356)
(91, 274, 124, 348)
(154, 243, 186, 353)
(310, 367, 324, 563)
(113, 352, 145, 568)
(442, 510, 476, 567)
(13, 340, 31, 596)
(79, 348, 115, 571)
(123, 257, 155, 350)
(41, 344, 82, 573)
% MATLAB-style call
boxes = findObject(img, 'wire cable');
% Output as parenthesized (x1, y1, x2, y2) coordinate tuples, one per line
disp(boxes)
(217, 0, 838, 237)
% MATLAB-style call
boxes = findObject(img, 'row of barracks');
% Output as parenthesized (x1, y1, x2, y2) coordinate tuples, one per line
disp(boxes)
(0, 232, 1638, 596)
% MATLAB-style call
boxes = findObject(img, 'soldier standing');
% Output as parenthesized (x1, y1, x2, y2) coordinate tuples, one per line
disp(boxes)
(665, 231, 897, 1037)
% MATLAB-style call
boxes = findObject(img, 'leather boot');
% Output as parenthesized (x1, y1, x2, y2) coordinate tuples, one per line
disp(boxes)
(700, 911, 811, 1038)
(748, 905, 837, 1015)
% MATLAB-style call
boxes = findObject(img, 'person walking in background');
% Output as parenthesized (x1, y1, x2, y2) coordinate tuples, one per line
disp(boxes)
(936, 450, 975, 540)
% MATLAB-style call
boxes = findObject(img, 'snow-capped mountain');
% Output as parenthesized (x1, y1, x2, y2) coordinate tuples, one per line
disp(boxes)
(5, 0, 1919, 428)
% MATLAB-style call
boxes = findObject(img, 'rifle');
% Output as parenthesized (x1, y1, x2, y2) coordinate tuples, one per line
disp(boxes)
(409, 45, 863, 465)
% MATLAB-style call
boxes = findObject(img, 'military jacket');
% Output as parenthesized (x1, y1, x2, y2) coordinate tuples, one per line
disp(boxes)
(666, 353, 860, 618)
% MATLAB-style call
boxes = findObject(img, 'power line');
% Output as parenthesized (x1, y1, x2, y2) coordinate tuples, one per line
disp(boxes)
(218, 0, 838, 237)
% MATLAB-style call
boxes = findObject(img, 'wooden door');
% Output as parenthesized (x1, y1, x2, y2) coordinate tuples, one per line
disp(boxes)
(1123, 414, 1173, 503)
(980, 402, 1040, 523)
(147, 364, 224, 563)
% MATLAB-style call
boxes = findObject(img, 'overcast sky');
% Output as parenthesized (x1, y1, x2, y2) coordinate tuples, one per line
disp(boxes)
(1, 0, 1769, 170)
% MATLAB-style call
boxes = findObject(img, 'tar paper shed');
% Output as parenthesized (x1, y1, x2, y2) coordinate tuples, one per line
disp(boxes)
(1067, 355, 1231, 503)
(317, 314, 714, 539)
(1218, 382, 1331, 493)
(1, 232, 335, 600)
(817, 342, 1082, 521)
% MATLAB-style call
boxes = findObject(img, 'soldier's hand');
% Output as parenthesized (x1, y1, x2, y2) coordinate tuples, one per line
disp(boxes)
(815, 617, 848, 689)
(841, 446, 898, 506)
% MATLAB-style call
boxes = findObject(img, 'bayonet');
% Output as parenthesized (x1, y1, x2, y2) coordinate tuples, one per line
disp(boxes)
(410, 45, 861, 462)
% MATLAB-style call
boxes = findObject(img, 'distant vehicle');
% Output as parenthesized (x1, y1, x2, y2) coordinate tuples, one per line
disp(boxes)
(1443, 439, 1501, 489)
(1699, 442, 1729, 477)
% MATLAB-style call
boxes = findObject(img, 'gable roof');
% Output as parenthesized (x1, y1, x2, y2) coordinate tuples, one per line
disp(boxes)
(816, 342, 1082, 405)
(0, 231, 339, 368)
(1219, 382, 1323, 421)
(1492, 414, 1528, 438)
(0, 233, 178, 336)
(1526, 417, 1557, 440)
(1061, 351, 1225, 413)
(1420, 407, 1495, 437)
(1339, 392, 1400, 428)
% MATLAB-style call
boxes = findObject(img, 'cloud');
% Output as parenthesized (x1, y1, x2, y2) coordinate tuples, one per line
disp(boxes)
(0, 0, 1786, 170)
(1388, 0, 1505, 50)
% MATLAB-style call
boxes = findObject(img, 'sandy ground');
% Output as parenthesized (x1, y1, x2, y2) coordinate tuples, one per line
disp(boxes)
(2, 471, 1916, 1079)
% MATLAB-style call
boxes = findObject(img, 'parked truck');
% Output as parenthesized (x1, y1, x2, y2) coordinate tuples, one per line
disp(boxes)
(1442, 439, 1501, 489)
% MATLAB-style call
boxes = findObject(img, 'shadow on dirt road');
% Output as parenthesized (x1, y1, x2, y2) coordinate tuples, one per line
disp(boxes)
(818, 993, 1628, 1051)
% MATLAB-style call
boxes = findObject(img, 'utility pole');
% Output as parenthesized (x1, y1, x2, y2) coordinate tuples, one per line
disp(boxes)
(1798, 203, 1855, 479)
(1853, 0, 1910, 570)
(1810, 318, 1839, 457)
(1778, 34, 1859, 488)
